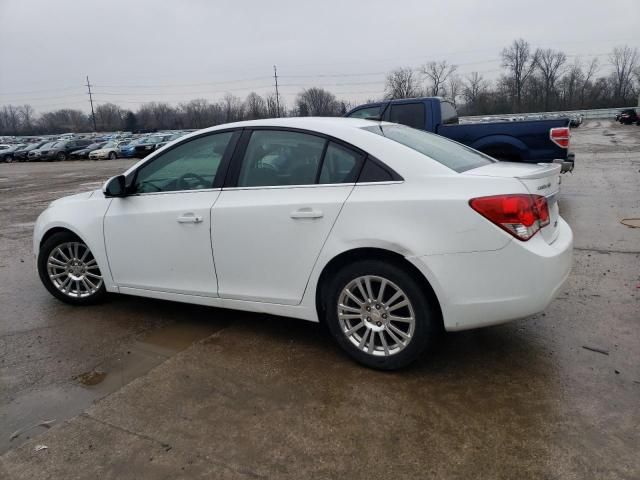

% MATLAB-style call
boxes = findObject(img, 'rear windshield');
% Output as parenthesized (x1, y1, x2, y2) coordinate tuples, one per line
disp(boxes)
(362, 124, 495, 173)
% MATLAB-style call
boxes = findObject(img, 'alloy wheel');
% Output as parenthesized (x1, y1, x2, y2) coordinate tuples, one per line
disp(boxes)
(46, 241, 103, 298)
(337, 275, 416, 357)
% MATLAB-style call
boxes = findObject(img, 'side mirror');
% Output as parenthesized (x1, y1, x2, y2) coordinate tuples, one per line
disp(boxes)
(103, 175, 127, 197)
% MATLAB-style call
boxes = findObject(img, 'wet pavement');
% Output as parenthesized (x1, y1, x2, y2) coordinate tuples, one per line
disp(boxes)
(0, 121, 639, 479)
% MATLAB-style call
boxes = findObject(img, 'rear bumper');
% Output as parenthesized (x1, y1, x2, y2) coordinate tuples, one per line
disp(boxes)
(408, 217, 573, 331)
(554, 152, 574, 173)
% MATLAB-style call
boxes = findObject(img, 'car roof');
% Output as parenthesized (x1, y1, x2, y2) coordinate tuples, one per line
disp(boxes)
(125, 117, 453, 178)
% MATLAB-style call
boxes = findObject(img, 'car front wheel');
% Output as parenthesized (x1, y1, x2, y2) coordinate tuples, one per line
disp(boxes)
(38, 232, 107, 305)
(108, 151, 117, 160)
(325, 259, 438, 370)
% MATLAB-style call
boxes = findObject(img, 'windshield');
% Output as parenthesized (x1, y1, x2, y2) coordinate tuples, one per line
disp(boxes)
(362, 124, 495, 173)
(41, 142, 56, 149)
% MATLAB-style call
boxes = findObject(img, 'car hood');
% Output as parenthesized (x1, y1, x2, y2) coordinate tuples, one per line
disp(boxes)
(49, 190, 95, 208)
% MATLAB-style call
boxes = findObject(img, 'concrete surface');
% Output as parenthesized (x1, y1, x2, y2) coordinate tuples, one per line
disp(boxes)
(0, 120, 639, 479)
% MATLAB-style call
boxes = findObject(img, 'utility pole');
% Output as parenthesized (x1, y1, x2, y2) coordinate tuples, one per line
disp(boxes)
(273, 65, 280, 117)
(86, 75, 97, 132)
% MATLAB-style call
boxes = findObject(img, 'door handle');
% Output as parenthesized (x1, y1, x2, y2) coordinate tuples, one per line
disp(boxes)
(290, 208, 323, 219)
(177, 213, 203, 224)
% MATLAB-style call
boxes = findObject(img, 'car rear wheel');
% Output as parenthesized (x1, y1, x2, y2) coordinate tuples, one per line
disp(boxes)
(38, 231, 107, 305)
(108, 151, 117, 160)
(325, 259, 438, 370)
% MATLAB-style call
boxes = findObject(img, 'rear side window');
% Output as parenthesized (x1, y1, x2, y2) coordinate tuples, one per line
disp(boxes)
(389, 103, 425, 129)
(362, 124, 494, 173)
(238, 130, 326, 187)
(347, 106, 381, 119)
(440, 101, 458, 125)
(318, 142, 363, 184)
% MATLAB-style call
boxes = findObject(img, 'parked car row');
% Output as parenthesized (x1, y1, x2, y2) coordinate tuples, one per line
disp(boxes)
(0, 130, 190, 162)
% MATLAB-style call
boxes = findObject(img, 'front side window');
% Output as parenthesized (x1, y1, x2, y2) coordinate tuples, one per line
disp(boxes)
(319, 142, 363, 184)
(134, 132, 233, 193)
(362, 124, 494, 173)
(389, 103, 425, 129)
(347, 105, 381, 119)
(237, 130, 326, 187)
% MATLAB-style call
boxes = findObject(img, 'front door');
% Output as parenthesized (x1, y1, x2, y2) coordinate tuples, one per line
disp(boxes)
(212, 129, 364, 305)
(104, 131, 237, 297)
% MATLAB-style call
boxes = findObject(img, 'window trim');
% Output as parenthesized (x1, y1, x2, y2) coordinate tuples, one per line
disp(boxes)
(224, 126, 373, 189)
(127, 128, 241, 195)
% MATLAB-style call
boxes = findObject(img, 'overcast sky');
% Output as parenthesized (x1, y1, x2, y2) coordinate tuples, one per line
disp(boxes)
(0, 0, 638, 113)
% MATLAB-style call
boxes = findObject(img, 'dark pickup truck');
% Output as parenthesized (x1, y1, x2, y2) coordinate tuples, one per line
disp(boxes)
(345, 97, 575, 172)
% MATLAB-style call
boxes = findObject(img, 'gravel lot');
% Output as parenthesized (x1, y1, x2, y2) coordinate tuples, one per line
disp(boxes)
(0, 120, 639, 479)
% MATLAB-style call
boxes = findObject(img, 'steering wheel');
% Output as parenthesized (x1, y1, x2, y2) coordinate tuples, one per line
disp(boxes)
(177, 172, 209, 190)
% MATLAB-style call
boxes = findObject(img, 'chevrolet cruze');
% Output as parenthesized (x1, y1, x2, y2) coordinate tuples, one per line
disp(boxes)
(34, 118, 573, 369)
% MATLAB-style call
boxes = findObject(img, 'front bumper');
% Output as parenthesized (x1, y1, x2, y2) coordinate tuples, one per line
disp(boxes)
(409, 217, 573, 331)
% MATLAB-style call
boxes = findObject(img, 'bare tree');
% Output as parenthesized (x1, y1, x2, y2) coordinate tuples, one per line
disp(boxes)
(580, 58, 599, 107)
(421, 60, 457, 96)
(221, 94, 244, 122)
(296, 87, 339, 116)
(95, 103, 123, 131)
(384, 67, 420, 99)
(244, 92, 267, 119)
(265, 93, 280, 118)
(447, 74, 462, 106)
(609, 45, 638, 102)
(501, 39, 539, 112)
(18, 104, 35, 133)
(463, 72, 487, 105)
(2, 105, 21, 135)
(536, 48, 567, 110)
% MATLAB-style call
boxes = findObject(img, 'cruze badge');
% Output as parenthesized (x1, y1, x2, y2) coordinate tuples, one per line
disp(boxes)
(538, 182, 551, 190)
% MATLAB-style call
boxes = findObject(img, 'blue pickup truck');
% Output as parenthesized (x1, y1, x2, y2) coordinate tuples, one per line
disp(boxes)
(345, 97, 575, 172)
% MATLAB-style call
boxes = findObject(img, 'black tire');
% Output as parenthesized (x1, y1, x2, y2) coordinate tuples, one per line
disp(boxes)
(4, 155, 13, 163)
(57, 152, 67, 161)
(37, 231, 107, 306)
(108, 151, 117, 160)
(324, 259, 438, 370)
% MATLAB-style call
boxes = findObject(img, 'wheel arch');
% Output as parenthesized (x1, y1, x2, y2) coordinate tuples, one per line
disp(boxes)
(39, 226, 85, 249)
(314, 247, 443, 327)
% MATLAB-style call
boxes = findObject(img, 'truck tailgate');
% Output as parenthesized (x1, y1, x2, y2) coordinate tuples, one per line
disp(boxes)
(464, 162, 562, 244)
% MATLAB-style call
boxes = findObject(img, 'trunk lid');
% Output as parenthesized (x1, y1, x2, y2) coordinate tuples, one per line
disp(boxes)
(464, 162, 562, 244)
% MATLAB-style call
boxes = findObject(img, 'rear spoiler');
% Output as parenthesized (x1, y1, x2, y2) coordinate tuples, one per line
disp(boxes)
(515, 163, 562, 180)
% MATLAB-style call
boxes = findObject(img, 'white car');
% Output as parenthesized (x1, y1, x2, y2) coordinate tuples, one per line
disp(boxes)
(34, 118, 573, 369)
(88, 141, 125, 160)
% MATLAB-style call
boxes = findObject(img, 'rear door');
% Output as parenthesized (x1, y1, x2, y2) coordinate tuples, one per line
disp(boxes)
(211, 129, 364, 305)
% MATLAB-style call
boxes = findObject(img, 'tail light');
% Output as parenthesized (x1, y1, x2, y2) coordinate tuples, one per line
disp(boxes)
(469, 194, 550, 241)
(550, 127, 570, 148)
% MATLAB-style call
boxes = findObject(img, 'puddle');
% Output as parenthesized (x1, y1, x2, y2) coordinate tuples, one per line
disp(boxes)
(0, 319, 225, 454)
(76, 370, 108, 386)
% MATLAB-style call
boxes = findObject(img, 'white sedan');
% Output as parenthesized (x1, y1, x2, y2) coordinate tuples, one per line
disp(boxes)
(34, 118, 572, 369)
